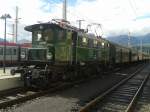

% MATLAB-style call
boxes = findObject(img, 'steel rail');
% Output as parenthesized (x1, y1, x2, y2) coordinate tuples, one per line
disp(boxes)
(79, 64, 145, 112)
(0, 83, 65, 108)
(125, 73, 150, 112)
(0, 87, 26, 97)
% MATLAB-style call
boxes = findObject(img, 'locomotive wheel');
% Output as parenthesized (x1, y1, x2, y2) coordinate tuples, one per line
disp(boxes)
(24, 76, 31, 87)
(36, 78, 49, 89)
(62, 71, 74, 81)
(23, 72, 32, 87)
(10, 69, 15, 75)
(62, 65, 75, 81)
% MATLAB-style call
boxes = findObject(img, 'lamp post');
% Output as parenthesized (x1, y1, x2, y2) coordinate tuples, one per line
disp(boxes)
(0, 14, 11, 73)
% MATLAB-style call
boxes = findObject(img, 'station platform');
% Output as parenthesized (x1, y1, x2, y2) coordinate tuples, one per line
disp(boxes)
(0, 67, 23, 91)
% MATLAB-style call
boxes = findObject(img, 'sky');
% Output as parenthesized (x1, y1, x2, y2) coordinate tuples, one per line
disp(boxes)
(0, 0, 150, 42)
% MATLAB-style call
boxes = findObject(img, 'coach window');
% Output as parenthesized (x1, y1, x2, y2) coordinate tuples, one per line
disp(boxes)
(82, 37, 88, 46)
(97, 42, 101, 48)
(88, 39, 93, 48)
(78, 35, 82, 46)
(6, 48, 11, 55)
(107, 43, 110, 47)
(0, 48, 3, 55)
(13, 49, 17, 55)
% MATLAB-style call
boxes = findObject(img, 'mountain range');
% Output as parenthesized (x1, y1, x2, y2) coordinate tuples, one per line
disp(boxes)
(0, 38, 31, 44)
(107, 33, 150, 47)
(0, 33, 150, 47)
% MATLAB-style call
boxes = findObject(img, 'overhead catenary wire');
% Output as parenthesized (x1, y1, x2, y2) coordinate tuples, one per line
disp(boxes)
(48, 0, 105, 36)
(128, 0, 138, 19)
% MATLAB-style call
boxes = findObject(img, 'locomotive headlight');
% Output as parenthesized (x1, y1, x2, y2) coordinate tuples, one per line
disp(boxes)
(47, 52, 52, 60)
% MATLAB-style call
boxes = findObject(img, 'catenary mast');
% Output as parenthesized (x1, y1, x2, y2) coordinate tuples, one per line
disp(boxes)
(15, 6, 18, 43)
(63, 0, 67, 20)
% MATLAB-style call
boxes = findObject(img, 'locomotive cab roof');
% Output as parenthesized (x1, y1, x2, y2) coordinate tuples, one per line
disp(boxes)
(24, 18, 89, 34)
(24, 23, 63, 32)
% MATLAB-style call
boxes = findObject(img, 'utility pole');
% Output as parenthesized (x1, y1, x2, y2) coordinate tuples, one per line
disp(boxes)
(140, 39, 143, 52)
(0, 14, 11, 73)
(77, 20, 84, 29)
(128, 31, 131, 48)
(63, 0, 67, 20)
(15, 6, 18, 43)
(12, 24, 15, 42)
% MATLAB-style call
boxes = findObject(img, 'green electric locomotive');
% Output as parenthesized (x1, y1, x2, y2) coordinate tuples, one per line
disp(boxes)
(11, 20, 149, 88)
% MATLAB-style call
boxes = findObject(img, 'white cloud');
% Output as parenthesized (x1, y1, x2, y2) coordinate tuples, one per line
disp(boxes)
(0, 0, 150, 41)
(0, 0, 53, 41)
(67, 0, 150, 36)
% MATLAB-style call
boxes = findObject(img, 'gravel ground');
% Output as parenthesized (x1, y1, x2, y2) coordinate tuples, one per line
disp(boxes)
(0, 64, 142, 112)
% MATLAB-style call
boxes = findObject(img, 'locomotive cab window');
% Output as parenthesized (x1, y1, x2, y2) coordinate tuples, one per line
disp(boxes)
(56, 29, 66, 41)
(93, 40, 98, 48)
(33, 29, 54, 44)
(33, 31, 42, 41)
(37, 34, 42, 41)
(101, 42, 105, 48)
(43, 29, 53, 42)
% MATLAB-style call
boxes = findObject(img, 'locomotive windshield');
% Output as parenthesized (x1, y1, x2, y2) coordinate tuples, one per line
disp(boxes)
(25, 23, 67, 47)
(28, 49, 47, 61)
(32, 29, 53, 46)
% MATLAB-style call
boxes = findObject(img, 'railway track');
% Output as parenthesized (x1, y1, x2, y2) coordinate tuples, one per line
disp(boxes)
(0, 74, 105, 109)
(79, 64, 150, 112)
(0, 82, 62, 109)
(134, 68, 150, 112)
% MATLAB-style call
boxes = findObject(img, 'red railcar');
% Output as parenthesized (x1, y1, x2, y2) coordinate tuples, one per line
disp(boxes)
(0, 42, 31, 66)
